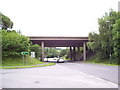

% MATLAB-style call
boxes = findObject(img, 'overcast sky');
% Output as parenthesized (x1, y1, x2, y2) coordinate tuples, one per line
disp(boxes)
(0, 0, 119, 37)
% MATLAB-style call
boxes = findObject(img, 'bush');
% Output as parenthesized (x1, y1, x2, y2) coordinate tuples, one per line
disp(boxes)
(30, 44, 41, 58)
(2, 30, 30, 58)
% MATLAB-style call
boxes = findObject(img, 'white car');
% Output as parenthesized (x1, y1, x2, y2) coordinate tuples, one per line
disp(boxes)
(57, 58, 64, 63)
(44, 57, 59, 62)
(44, 57, 64, 63)
(44, 58, 48, 62)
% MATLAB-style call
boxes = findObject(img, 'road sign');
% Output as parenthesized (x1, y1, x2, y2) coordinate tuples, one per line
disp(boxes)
(31, 52, 35, 58)
(21, 52, 29, 55)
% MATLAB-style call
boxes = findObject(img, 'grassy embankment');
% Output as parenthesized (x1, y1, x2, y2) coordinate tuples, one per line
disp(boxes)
(1, 56, 55, 69)
(2, 56, 43, 66)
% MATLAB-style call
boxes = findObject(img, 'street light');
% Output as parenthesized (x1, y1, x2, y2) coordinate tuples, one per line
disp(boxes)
(106, 20, 110, 30)
(106, 20, 112, 64)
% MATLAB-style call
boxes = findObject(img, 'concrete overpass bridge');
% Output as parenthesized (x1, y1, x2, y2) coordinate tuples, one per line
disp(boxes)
(29, 36, 89, 61)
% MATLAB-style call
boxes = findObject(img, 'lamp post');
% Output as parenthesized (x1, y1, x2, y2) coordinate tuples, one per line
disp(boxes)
(106, 20, 112, 64)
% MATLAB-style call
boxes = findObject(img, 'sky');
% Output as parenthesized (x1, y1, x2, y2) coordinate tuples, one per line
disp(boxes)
(0, 0, 119, 37)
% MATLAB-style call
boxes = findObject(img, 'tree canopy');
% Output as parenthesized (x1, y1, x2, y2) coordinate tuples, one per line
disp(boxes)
(44, 47, 60, 58)
(1, 13, 42, 59)
(2, 30, 30, 58)
(0, 13, 13, 30)
(112, 19, 120, 64)
(88, 9, 120, 64)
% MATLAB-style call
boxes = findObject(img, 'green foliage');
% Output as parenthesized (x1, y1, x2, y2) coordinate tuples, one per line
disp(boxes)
(30, 44, 41, 58)
(112, 19, 120, 64)
(45, 47, 60, 57)
(2, 30, 30, 57)
(59, 49, 68, 57)
(0, 13, 13, 30)
(44, 47, 69, 58)
(59, 48, 70, 59)
(88, 32, 101, 51)
(86, 54, 118, 66)
(88, 9, 120, 64)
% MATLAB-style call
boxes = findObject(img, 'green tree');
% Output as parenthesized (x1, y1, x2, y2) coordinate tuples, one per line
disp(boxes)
(45, 47, 59, 58)
(88, 9, 120, 64)
(30, 44, 41, 58)
(98, 10, 119, 59)
(88, 32, 101, 51)
(2, 30, 30, 58)
(60, 49, 67, 57)
(0, 13, 13, 30)
(112, 19, 120, 64)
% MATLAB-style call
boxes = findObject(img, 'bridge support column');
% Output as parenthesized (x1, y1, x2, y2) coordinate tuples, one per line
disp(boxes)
(83, 42, 86, 61)
(70, 47, 72, 60)
(78, 47, 80, 61)
(41, 41, 44, 61)
(73, 47, 76, 61)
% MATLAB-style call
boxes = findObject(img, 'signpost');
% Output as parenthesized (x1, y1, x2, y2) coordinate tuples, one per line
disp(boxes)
(21, 52, 29, 64)
(31, 52, 35, 58)
(21, 52, 29, 55)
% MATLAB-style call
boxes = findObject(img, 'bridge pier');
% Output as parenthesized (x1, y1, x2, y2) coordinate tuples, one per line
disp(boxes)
(83, 42, 86, 61)
(70, 47, 73, 60)
(70, 47, 82, 61)
(41, 41, 44, 61)
(77, 47, 81, 61)
(73, 47, 76, 61)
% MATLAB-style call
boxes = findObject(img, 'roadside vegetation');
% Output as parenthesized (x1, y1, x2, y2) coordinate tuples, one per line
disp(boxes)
(0, 13, 45, 67)
(87, 9, 120, 65)
(2, 56, 44, 66)
(44, 47, 70, 60)
(86, 55, 118, 66)
(1, 63, 55, 69)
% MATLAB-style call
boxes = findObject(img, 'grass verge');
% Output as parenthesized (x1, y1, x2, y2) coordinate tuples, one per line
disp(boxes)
(85, 53, 118, 66)
(2, 56, 44, 66)
(1, 63, 56, 69)
(64, 58, 70, 61)
(85, 58, 118, 66)
(85, 61, 118, 66)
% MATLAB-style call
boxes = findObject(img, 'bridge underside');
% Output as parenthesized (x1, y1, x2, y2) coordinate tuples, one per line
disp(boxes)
(31, 40, 86, 47)
(29, 37, 88, 61)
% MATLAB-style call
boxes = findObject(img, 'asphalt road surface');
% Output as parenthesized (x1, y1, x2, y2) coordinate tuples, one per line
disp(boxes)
(1, 62, 118, 88)
(59, 62, 118, 84)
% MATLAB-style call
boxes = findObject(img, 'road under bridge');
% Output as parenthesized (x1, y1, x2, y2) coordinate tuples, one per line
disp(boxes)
(29, 36, 89, 61)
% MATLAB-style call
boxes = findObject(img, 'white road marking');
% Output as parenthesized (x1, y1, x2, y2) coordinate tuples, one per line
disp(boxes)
(62, 64, 118, 87)
(107, 81, 118, 87)
(74, 70, 118, 87)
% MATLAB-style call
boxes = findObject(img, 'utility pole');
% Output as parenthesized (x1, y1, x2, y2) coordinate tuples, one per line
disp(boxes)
(107, 20, 112, 64)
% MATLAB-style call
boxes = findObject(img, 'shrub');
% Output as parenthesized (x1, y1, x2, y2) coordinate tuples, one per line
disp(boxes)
(2, 30, 30, 58)
(30, 44, 41, 58)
